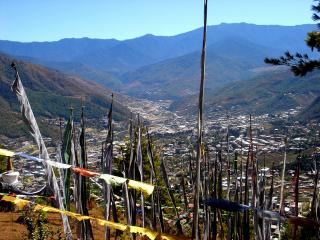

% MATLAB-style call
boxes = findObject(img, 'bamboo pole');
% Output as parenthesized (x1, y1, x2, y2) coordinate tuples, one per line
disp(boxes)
(279, 137, 287, 215)
(192, 0, 208, 238)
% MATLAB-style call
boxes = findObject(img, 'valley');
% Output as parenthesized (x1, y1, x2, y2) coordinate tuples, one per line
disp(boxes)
(1, 20, 320, 239)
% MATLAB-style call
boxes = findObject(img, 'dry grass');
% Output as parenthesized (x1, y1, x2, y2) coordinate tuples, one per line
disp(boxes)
(0, 207, 126, 240)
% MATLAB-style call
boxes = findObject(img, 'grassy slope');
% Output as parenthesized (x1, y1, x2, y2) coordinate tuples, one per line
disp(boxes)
(170, 68, 320, 115)
(0, 53, 131, 138)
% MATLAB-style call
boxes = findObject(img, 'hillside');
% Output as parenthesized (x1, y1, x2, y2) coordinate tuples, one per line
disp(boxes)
(0, 53, 131, 137)
(297, 96, 320, 121)
(119, 37, 282, 99)
(28, 60, 124, 90)
(170, 68, 320, 116)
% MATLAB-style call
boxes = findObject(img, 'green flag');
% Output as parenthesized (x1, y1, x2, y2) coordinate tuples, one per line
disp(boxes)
(62, 112, 73, 210)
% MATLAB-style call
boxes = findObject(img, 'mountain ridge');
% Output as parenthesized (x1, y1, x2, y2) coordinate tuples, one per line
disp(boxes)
(0, 23, 315, 102)
(0, 23, 318, 119)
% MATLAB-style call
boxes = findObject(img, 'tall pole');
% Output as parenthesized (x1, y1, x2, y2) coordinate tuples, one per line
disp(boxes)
(226, 112, 231, 200)
(192, 0, 208, 239)
(279, 137, 287, 215)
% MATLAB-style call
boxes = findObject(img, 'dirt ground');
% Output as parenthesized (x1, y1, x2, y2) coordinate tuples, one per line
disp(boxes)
(0, 206, 186, 239)
(0, 209, 127, 240)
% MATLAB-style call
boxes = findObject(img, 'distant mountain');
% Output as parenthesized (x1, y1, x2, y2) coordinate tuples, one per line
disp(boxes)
(170, 68, 320, 116)
(0, 53, 131, 137)
(0, 38, 119, 62)
(205, 23, 315, 53)
(0, 23, 316, 97)
(0, 23, 318, 130)
(119, 37, 283, 99)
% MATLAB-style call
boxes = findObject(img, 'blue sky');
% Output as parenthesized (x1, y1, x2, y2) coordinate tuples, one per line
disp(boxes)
(0, 0, 315, 42)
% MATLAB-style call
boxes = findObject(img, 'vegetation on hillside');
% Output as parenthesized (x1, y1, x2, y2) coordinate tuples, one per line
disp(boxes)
(0, 53, 131, 138)
(265, 1, 320, 76)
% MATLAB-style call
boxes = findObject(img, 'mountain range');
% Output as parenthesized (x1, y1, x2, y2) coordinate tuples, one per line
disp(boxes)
(0, 23, 316, 97)
(0, 22, 319, 126)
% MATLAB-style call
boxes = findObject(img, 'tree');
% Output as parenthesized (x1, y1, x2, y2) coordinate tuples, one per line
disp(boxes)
(265, 0, 320, 76)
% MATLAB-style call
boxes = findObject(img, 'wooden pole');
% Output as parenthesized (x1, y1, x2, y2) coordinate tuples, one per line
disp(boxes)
(192, 0, 208, 238)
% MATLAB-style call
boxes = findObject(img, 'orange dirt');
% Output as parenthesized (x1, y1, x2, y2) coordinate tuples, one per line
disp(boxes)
(0, 208, 131, 240)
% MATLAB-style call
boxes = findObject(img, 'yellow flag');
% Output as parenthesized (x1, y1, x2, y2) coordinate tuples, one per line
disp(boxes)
(34, 204, 44, 211)
(14, 198, 30, 210)
(99, 174, 155, 196)
(161, 234, 179, 240)
(1, 195, 16, 202)
(128, 180, 155, 196)
(95, 219, 128, 231)
(65, 211, 91, 221)
(35, 205, 61, 213)
(99, 174, 127, 186)
(0, 149, 15, 157)
(1, 195, 29, 210)
(35, 204, 91, 221)
(129, 226, 159, 240)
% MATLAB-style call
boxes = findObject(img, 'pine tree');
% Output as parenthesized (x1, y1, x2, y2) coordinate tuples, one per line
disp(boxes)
(265, 1, 320, 76)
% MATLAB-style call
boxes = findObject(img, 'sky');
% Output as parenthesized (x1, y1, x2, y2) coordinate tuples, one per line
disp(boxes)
(0, 0, 316, 42)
